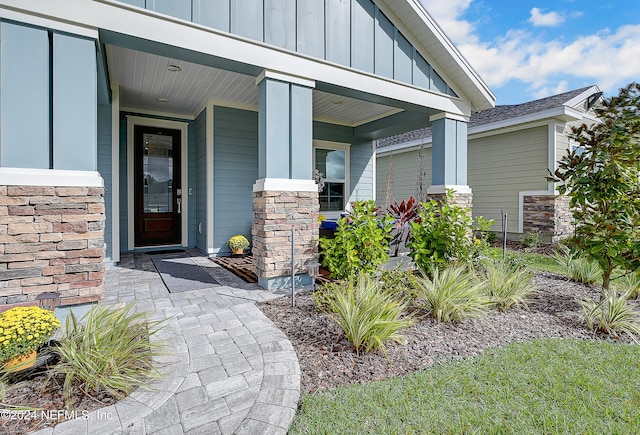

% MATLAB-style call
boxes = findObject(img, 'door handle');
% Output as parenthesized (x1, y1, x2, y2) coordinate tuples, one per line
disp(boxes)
(177, 198, 182, 214)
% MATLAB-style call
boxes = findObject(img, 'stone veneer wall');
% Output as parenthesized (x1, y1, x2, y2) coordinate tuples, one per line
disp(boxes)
(252, 190, 319, 289)
(427, 191, 473, 215)
(0, 186, 105, 307)
(523, 194, 573, 242)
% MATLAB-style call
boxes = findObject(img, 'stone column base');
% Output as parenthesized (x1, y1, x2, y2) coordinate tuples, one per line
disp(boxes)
(251, 179, 319, 290)
(0, 185, 105, 307)
(426, 185, 473, 214)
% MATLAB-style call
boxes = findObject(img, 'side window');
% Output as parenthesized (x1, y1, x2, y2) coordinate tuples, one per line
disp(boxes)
(569, 138, 585, 156)
(314, 146, 348, 213)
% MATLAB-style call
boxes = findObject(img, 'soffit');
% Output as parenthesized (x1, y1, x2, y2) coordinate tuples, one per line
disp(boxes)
(106, 45, 401, 125)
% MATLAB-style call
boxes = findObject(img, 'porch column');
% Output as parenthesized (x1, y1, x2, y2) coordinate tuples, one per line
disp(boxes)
(0, 23, 105, 308)
(252, 71, 319, 290)
(427, 113, 472, 209)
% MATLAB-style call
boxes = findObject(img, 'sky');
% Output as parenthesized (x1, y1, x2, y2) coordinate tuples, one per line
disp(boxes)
(419, 0, 640, 105)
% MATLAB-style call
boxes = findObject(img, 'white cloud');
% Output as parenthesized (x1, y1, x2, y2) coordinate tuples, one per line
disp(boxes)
(418, 0, 640, 100)
(529, 7, 565, 27)
(418, 0, 477, 44)
(532, 81, 569, 100)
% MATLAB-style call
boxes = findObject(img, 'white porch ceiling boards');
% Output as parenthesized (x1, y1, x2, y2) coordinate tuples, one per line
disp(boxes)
(106, 45, 401, 126)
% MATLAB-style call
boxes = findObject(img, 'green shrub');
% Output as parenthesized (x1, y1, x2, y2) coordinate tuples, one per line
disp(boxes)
(483, 230, 498, 245)
(314, 275, 415, 355)
(481, 261, 537, 311)
(579, 291, 640, 342)
(319, 201, 393, 280)
(407, 189, 494, 271)
(412, 265, 492, 323)
(378, 268, 417, 301)
(47, 303, 167, 407)
(520, 231, 541, 249)
(552, 245, 602, 284)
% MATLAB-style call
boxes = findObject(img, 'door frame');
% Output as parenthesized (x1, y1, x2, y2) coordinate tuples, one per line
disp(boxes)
(127, 115, 188, 250)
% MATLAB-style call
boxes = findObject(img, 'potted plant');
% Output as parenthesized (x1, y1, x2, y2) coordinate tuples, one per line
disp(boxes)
(0, 306, 60, 371)
(228, 234, 250, 255)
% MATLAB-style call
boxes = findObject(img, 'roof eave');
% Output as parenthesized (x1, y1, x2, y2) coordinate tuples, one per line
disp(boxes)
(378, 0, 495, 111)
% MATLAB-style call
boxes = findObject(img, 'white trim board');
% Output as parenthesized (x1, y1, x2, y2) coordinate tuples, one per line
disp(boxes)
(111, 85, 121, 263)
(126, 115, 189, 250)
(0, 168, 103, 187)
(206, 102, 215, 255)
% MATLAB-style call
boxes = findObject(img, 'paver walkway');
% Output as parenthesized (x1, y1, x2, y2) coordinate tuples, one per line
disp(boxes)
(35, 250, 301, 435)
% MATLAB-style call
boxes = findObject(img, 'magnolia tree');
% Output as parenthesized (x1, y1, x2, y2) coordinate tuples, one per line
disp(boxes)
(554, 83, 640, 293)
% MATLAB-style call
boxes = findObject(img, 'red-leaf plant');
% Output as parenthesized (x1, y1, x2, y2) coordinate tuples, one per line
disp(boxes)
(387, 197, 419, 257)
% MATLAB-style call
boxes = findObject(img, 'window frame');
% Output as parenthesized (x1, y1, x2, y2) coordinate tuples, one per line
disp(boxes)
(313, 140, 350, 219)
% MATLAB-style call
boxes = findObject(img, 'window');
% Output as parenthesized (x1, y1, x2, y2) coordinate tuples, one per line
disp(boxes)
(569, 138, 585, 156)
(314, 142, 349, 214)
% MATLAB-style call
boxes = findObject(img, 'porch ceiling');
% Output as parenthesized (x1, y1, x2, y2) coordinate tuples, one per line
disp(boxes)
(106, 45, 402, 126)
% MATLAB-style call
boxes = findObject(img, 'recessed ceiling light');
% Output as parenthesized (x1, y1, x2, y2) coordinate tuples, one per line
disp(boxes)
(157, 97, 169, 103)
(167, 64, 182, 72)
(333, 99, 345, 105)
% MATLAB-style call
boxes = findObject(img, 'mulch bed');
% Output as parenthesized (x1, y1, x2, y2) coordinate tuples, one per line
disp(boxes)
(1, 368, 118, 434)
(258, 272, 632, 395)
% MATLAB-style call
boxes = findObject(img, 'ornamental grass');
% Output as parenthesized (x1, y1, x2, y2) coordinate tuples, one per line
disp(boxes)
(47, 303, 167, 407)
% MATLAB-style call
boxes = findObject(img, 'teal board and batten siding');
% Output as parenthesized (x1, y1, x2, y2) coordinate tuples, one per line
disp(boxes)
(376, 146, 432, 205)
(118, 113, 197, 253)
(314, 121, 374, 202)
(467, 126, 549, 233)
(195, 109, 207, 252)
(97, 104, 113, 263)
(213, 106, 259, 254)
(0, 22, 49, 168)
(115, 0, 456, 97)
(0, 21, 97, 171)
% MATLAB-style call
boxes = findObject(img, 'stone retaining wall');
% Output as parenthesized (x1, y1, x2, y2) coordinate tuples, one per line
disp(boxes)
(252, 190, 319, 289)
(0, 185, 105, 307)
(523, 194, 573, 242)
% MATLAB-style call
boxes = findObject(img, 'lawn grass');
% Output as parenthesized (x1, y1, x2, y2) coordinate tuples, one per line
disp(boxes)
(290, 338, 640, 434)
(485, 247, 565, 275)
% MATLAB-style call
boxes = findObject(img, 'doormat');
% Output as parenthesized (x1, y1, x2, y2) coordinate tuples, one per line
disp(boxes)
(211, 255, 258, 283)
(151, 252, 220, 293)
(211, 255, 334, 285)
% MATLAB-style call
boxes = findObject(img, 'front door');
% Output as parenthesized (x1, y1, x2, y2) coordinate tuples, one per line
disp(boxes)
(134, 125, 182, 247)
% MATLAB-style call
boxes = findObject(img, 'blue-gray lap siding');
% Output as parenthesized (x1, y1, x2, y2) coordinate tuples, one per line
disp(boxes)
(213, 107, 259, 254)
(97, 104, 113, 263)
(115, 0, 456, 97)
(212, 109, 374, 254)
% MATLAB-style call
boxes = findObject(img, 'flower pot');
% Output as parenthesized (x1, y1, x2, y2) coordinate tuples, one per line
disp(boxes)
(231, 248, 244, 255)
(2, 349, 37, 372)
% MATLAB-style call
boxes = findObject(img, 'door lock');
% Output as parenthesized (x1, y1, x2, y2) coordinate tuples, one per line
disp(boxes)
(177, 197, 182, 214)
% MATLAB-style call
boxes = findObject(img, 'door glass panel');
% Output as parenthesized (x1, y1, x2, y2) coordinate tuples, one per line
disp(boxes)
(143, 133, 173, 213)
